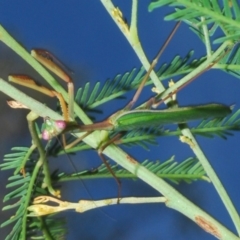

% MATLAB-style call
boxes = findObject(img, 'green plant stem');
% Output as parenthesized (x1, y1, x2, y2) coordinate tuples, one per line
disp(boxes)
(100, 0, 165, 95)
(129, 0, 138, 43)
(106, 145, 239, 240)
(26, 113, 58, 196)
(1, 80, 239, 239)
(182, 128, 240, 235)
(26, 111, 56, 239)
(58, 172, 205, 182)
(14, 144, 36, 175)
(201, 17, 212, 57)
(40, 217, 54, 240)
(19, 111, 44, 240)
(0, 79, 61, 119)
(156, 41, 230, 101)
(215, 64, 240, 71)
(20, 161, 40, 240)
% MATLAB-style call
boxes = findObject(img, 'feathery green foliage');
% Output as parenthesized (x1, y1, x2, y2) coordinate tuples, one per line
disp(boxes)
(57, 157, 208, 184)
(75, 51, 207, 112)
(149, 0, 240, 45)
(0, 147, 67, 239)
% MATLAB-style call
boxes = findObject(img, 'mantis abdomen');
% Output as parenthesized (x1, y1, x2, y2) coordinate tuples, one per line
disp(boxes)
(114, 104, 231, 131)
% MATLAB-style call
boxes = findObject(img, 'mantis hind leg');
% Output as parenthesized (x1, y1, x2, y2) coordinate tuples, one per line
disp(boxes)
(98, 133, 124, 203)
(63, 130, 123, 203)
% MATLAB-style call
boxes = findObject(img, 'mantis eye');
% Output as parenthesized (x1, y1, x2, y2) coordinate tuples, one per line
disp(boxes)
(55, 120, 66, 130)
(42, 130, 50, 140)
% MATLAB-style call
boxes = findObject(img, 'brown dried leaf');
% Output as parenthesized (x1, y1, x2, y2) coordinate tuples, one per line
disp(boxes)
(7, 100, 29, 109)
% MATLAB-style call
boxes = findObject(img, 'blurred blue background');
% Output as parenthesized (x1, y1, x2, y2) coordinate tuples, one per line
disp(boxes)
(0, 1, 239, 240)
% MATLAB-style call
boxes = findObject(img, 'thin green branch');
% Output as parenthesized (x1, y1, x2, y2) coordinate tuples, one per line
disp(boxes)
(100, 0, 165, 95)
(156, 41, 231, 101)
(0, 79, 61, 119)
(215, 64, 240, 71)
(20, 165, 39, 240)
(19, 112, 44, 240)
(40, 218, 54, 240)
(201, 17, 212, 57)
(26, 111, 57, 196)
(181, 128, 240, 235)
(129, 0, 139, 43)
(26, 111, 59, 239)
(14, 144, 36, 175)
(58, 172, 206, 182)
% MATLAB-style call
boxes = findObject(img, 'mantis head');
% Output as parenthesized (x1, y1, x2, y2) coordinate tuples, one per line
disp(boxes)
(41, 117, 67, 140)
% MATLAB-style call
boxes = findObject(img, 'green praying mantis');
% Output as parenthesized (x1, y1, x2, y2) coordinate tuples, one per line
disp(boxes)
(8, 22, 231, 200)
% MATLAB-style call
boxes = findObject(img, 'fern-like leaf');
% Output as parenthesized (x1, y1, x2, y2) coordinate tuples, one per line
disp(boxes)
(0, 147, 30, 171)
(218, 43, 240, 79)
(57, 156, 207, 184)
(1, 172, 31, 239)
(0, 147, 67, 240)
(75, 67, 145, 110)
(28, 217, 67, 239)
(149, 0, 240, 44)
(190, 108, 240, 139)
(74, 51, 207, 112)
